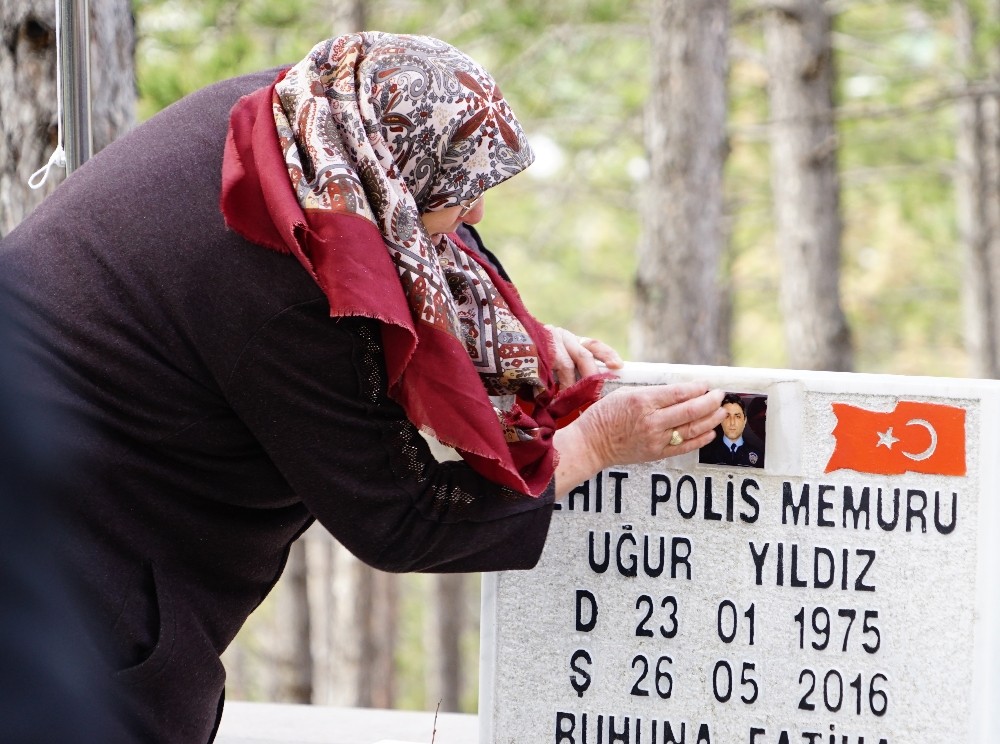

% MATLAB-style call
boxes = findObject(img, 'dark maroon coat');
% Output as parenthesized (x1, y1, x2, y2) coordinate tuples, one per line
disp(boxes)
(0, 70, 553, 742)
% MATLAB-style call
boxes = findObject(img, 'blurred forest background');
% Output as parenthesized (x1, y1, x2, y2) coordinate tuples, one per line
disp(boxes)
(3, 0, 1000, 716)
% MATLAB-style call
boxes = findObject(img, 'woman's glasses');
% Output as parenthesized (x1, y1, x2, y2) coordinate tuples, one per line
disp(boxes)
(457, 195, 482, 219)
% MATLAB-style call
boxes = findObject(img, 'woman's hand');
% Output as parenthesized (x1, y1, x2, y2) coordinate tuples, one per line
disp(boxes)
(545, 325, 623, 389)
(553, 383, 725, 497)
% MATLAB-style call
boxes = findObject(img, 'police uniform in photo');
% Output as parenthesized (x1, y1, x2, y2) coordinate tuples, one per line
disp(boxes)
(699, 393, 765, 469)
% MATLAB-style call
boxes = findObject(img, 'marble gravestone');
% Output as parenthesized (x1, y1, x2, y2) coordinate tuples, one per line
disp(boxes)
(480, 363, 1000, 744)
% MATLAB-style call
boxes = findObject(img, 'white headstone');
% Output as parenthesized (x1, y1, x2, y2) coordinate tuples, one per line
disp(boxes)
(480, 363, 1000, 744)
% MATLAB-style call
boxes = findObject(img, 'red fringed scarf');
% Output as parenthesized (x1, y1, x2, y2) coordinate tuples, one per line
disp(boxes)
(221, 33, 602, 496)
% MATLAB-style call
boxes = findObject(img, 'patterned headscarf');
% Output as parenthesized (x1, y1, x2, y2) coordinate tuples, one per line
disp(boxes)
(222, 33, 601, 496)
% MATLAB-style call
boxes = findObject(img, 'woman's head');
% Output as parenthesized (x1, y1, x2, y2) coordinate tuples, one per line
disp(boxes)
(419, 192, 486, 240)
(223, 33, 567, 495)
(274, 32, 534, 230)
(357, 34, 533, 211)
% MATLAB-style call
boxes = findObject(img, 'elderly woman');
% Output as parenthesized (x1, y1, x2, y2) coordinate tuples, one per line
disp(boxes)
(0, 33, 724, 742)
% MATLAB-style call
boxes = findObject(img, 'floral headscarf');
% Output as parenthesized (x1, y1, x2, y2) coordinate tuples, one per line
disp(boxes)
(222, 33, 601, 496)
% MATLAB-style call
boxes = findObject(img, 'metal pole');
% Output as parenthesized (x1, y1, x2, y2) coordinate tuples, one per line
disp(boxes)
(59, 0, 92, 174)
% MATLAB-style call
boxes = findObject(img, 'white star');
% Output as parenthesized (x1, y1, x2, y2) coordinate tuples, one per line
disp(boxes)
(876, 427, 899, 449)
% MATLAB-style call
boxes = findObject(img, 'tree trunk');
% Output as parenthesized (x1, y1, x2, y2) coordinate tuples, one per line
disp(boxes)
(763, 0, 852, 371)
(419, 437, 467, 712)
(354, 563, 398, 708)
(323, 540, 399, 708)
(954, 0, 1000, 378)
(634, 0, 730, 364)
(427, 573, 466, 712)
(0, 0, 134, 236)
(331, 0, 367, 36)
(276, 539, 313, 703)
(304, 527, 336, 705)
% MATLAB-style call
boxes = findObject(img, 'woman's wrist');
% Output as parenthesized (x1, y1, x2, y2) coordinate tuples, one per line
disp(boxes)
(552, 422, 606, 498)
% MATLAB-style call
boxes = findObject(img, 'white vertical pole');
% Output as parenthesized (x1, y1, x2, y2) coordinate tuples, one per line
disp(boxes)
(59, 0, 92, 173)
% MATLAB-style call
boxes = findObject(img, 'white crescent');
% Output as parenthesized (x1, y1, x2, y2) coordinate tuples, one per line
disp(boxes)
(902, 419, 937, 461)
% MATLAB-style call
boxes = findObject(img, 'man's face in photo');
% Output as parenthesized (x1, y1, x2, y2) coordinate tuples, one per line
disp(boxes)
(721, 401, 747, 441)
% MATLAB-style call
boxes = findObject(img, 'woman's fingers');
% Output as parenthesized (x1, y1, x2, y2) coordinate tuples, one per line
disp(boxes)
(578, 384, 725, 468)
(660, 403, 726, 457)
(554, 384, 726, 497)
(646, 386, 726, 433)
(546, 327, 578, 389)
(546, 326, 624, 387)
(566, 336, 598, 380)
(579, 337, 623, 369)
(645, 387, 726, 456)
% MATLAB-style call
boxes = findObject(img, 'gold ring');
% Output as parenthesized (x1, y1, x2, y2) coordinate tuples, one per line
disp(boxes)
(669, 430, 684, 446)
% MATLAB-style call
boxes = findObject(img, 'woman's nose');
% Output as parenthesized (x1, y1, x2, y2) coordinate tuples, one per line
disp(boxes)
(463, 196, 486, 224)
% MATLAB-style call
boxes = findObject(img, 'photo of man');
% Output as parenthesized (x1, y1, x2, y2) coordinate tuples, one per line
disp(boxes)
(698, 392, 766, 468)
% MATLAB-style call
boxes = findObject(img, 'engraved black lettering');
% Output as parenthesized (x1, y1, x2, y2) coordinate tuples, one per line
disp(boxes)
(555, 712, 576, 743)
(906, 489, 927, 533)
(750, 543, 878, 591)
(726, 477, 736, 521)
(877, 489, 899, 531)
(750, 542, 769, 586)
(818, 485, 835, 527)
(741, 478, 761, 523)
(608, 716, 628, 744)
(663, 721, 686, 744)
(844, 486, 871, 530)
(566, 472, 600, 512)
(575, 590, 598, 632)
(791, 544, 808, 588)
(651, 474, 671, 517)
(814, 547, 835, 589)
(609, 470, 628, 514)
(783, 482, 810, 525)
(671, 537, 693, 580)
(617, 526, 638, 577)
(934, 491, 958, 535)
(704, 476, 722, 521)
(644, 535, 666, 578)
(750, 729, 766, 744)
(588, 531, 610, 574)
(677, 475, 698, 519)
(777, 542, 785, 586)
(569, 650, 592, 698)
(855, 549, 876, 592)
(555, 717, 716, 744)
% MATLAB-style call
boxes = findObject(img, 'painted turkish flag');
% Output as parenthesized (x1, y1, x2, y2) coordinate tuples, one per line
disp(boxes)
(825, 401, 966, 476)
